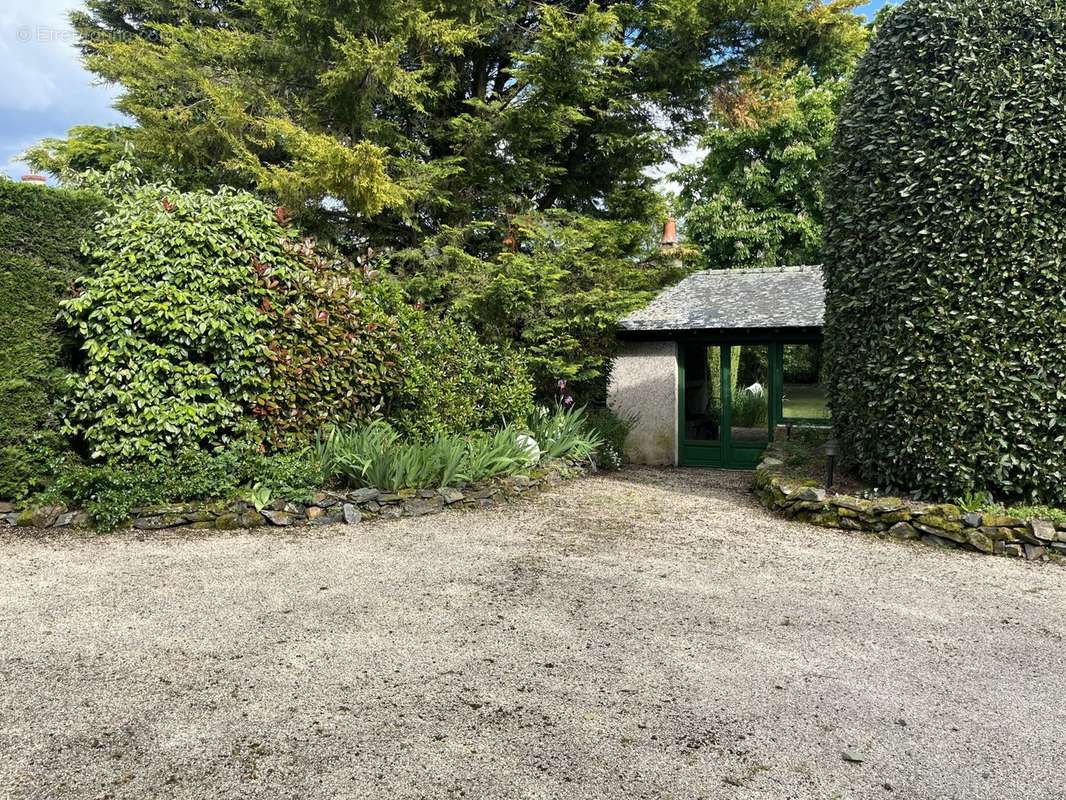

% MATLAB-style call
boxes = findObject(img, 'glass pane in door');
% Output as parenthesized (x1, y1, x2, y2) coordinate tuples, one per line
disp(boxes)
(782, 343, 830, 421)
(729, 345, 770, 444)
(682, 344, 721, 442)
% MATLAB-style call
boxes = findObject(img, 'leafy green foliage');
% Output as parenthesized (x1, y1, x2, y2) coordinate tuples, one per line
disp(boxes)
(61, 186, 287, 461)
(21, 125, 134, 180)
(63, 182, 439, 459)
(42, 1, 869, 394)
(677, 68, 853, 269)
(57, 0, 868, 246)
(396, 212, 690, 393)
(0, 181, 104, 499)
(247, 483, 274, 513)
(984, 504, 1066, 526)
(955, 491, 993, 514)
(315, 406, 602, 492)
(315, 420, 401, 487)
(314, 421, 534, 491)
(823, 0, 1066, 504)
(42, 443, 322, 531)
(730, 389, 769, 429)
(461, 429, 536, 484)
(525, 405, 602, 461)
(585, 407, 634, 471)
(783, 342, 822, 383)
(388, 308, 534, 439)
(255, 238, 404, 444)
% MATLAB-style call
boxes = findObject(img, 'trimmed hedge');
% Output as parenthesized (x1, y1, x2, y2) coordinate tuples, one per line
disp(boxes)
(823, 0, 1066, 504)
(0, 181, 104, 498)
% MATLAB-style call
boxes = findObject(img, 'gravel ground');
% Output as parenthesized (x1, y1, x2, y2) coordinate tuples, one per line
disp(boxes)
(1, 467, 1064, 800)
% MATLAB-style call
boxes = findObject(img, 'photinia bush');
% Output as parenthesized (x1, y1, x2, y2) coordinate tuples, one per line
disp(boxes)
(253, 238, 404, 444)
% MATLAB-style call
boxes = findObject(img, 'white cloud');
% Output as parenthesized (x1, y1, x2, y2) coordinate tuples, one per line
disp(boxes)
(0, 0, 126, 177)
(1, 2, 95, 112)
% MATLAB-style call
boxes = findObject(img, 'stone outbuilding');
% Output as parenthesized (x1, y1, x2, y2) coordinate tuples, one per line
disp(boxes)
(608, 266, 829, 468)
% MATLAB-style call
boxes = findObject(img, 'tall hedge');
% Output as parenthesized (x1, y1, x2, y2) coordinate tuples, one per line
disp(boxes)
(823, 0, 1066, 504)
(62, 187, 287, 461)
(0, 181, 103, 498)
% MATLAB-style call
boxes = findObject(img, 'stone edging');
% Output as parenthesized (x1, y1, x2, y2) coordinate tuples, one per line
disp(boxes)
(753, 448, 1065, 562)
(0, 460, 588, 533)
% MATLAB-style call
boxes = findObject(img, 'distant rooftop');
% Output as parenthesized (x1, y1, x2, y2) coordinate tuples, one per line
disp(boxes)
(620, 265, 825, 333)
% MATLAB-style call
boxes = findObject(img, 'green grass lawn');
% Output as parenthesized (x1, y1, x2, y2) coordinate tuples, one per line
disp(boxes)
(783, 384, 830, 420)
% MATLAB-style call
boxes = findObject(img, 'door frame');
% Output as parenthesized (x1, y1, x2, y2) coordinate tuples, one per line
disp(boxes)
(677, 342, 777, 469)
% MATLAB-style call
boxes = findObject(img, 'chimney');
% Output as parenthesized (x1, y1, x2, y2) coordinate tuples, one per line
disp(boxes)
(660, 217, 678, 250)
(21, 174, 47, 186)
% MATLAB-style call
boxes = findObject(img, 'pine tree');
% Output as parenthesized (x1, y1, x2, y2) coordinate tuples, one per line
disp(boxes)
(32, 0, 868, 247)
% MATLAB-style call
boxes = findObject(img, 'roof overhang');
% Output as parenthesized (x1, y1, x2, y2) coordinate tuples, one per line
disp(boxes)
(617, 325, 823, 343)
(619, 265, 825, 334)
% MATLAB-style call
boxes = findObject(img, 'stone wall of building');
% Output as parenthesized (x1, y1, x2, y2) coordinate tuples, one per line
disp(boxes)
(608, 341, 678, 466)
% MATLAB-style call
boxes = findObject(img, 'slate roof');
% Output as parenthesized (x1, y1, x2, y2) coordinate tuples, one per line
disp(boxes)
(619, 265, 824, 333)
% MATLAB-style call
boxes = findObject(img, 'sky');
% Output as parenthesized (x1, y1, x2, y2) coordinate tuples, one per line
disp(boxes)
(0, 0, 896, 181)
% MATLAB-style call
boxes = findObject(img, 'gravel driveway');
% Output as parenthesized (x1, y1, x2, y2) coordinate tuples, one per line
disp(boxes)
(2, 467, 1064, 800)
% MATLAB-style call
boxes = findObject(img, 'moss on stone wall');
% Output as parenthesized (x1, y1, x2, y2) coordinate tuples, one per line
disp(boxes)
(753, 442, 1065, 562)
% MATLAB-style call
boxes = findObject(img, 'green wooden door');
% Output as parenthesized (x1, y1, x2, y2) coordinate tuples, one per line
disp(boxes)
(678, 343, 774, 469)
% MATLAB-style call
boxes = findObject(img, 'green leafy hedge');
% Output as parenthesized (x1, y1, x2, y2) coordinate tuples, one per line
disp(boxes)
(63, 186, 420, 460)
(62, 186, 287, 461)
(822, 0, 1066, 504)
(0, 181, 104, 498)
(389, 310, 535, 440)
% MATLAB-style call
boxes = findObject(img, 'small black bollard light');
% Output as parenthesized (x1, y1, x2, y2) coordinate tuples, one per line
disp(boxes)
(823, 435, 840, 491)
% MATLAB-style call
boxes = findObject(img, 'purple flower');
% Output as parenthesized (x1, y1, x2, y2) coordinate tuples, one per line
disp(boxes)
(555, 377, 574, 408)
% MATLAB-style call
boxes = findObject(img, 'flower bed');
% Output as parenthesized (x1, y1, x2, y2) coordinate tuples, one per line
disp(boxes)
(754, 441, 1066, 562)
(0, 460, 587, 533)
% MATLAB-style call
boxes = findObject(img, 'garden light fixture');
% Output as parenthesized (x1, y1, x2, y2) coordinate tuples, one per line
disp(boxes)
(823, 435, 840, 491)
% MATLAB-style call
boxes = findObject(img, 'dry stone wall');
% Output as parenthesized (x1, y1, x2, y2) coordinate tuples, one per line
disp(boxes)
(0, 462, 586, 533)
(754, 447, 1065, 562)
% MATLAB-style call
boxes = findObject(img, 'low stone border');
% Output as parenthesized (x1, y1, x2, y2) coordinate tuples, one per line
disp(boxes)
(753, 445, 1065, 562)
(0, 460, 588, 533)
